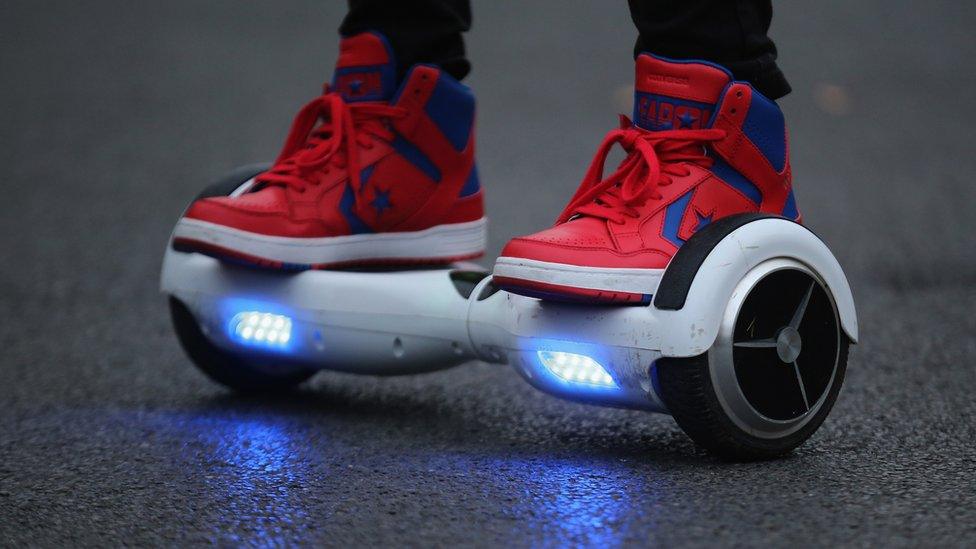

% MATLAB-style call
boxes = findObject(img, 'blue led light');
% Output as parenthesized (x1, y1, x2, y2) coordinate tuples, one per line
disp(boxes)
(537, 351, 617, 388)
(230, 311, 292, 347)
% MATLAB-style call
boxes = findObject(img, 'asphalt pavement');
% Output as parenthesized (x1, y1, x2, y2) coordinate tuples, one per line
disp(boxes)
(1, 1, 975, 546)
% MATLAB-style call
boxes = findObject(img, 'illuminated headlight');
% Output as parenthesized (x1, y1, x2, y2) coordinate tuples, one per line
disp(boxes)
(537, 351, 617, 388)
(230, 311, 292, 346)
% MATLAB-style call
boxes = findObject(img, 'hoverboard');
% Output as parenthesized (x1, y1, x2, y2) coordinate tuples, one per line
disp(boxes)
(162, 164, 858, 459)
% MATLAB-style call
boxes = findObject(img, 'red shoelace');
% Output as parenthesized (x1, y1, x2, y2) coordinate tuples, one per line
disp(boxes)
(557, 116, 726, 224)
(257, 88, 407, 196)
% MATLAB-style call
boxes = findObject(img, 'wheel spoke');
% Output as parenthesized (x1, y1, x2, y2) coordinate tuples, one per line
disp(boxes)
(733, 338, 778, 348)
(789, 281, 815, 330)
(792, 360, 810, 410)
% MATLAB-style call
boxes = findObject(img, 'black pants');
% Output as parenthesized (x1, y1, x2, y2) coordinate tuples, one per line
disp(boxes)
(340, 0, 790, 99)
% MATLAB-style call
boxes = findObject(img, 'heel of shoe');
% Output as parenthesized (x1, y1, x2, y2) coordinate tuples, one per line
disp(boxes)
(430, 217, 487, 260)
(443, 165, 485, 225)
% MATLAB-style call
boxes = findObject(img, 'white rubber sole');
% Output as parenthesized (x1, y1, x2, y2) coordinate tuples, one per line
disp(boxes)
(173, 217, 487, 266)
(492, 256, 664, 296)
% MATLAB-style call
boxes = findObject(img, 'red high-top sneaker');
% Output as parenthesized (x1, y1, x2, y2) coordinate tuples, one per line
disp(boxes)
(173, 32, 485, 269)
(493, 54, 799, 303)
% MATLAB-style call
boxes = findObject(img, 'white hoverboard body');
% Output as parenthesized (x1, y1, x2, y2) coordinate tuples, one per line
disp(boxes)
(162, 167, 858, 459)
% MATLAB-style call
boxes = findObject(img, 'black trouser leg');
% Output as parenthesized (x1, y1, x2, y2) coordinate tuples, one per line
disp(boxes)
(627, 0, 790, 99)
(340, 0, 472, 83)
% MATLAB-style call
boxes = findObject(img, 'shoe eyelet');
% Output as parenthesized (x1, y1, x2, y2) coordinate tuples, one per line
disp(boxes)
(730, 108, 737, 114)
(736, 90, 743, 98)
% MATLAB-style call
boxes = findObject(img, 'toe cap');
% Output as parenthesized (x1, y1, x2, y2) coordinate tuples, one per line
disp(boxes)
(500, 219, 672, 269)
(183, 188, 327, 238)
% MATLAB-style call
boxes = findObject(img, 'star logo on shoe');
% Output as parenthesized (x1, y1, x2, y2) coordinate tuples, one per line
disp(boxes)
(370, 187, 393, 215)
(349, 79, 363, 95)
(678, 111, 698, 129)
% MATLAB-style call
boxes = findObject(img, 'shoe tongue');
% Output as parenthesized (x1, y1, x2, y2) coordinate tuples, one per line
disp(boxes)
(332, 32, 397, 103)
(632, 54, 732, 131)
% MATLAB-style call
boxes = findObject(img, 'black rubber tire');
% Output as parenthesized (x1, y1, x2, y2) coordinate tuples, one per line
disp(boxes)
(656, 340, 849, 461)
(169, 297, 315, 393)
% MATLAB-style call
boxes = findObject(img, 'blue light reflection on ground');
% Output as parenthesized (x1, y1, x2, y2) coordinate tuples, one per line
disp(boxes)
(425, 452, 661, 546)
(116, 401, 678, 545)
(172, 412, 317, 546)
(530, 459, 635, 543)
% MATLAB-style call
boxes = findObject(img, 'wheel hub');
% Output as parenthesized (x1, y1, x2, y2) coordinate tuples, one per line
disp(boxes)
(709, 261, 843, 438)
(775, 326, 802, 363)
